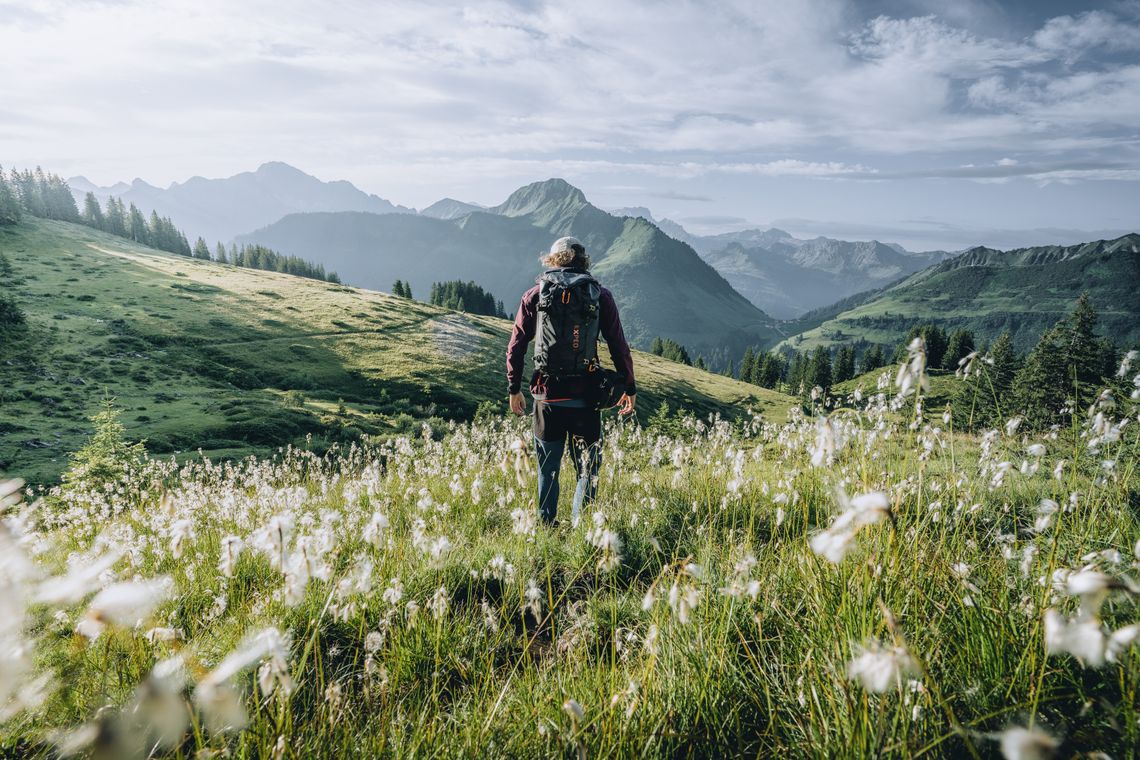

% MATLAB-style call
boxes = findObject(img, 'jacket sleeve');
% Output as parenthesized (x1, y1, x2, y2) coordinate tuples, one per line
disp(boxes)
(506, 288, 537, 394)
(599, 288, 636, 394)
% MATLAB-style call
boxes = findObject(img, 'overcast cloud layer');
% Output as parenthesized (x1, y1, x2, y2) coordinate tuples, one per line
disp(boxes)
(3, 0, 1139, 250)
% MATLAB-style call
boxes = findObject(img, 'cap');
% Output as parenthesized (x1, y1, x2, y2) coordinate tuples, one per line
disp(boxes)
(549, 236, 585, 255)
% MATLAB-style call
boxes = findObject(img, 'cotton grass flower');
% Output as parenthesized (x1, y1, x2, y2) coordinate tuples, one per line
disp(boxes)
(996, 725, 1059, 760)
(36, 550, 122, 605)
(846, 639, 919, 693)
(194, 627, 291, 732)
(524, 578, 543, 619)
(809, 491, 891, 564)
(362, 511, 389, 548)
(130, 655, 190, 749)
(428, 585, 450, 620)
(895, 337, 929, 398)
(1043, 569, 1140, 667)
(76, 577, 172, 639)
(218, 536, 243, 578)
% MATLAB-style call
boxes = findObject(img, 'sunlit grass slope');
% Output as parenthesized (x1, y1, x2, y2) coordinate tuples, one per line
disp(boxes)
(0, 218, 793, 484)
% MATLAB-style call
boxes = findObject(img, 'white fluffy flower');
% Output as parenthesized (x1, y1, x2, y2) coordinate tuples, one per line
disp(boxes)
(846, 640, 919, 693)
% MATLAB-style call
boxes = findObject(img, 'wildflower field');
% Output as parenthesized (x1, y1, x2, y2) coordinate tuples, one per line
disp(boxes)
(2, 354, 1140, 759)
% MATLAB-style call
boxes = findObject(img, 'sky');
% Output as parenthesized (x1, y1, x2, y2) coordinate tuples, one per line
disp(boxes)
(2, 0, 1139, 251)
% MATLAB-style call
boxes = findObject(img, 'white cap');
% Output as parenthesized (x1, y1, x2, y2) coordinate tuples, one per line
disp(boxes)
(549, 236, 585, 255)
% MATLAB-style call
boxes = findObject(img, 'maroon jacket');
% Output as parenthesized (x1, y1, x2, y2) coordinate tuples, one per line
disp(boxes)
(507, 270, 636, 399)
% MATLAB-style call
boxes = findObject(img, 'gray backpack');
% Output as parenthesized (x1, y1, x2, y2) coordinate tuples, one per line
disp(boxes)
(533, 270, 601, 378)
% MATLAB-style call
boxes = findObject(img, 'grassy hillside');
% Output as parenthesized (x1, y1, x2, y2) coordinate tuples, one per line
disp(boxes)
(778, 234, 1140, 354)
(239, 179, 782, 357)
(0, 218, 794, 484)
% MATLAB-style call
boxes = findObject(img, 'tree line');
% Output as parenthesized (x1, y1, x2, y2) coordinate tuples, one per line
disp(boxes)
(428, 280, 507, 318)
(952, 293, 1125, 430)
(649, 294, 1130, 431)
(0, 165, 340, 284)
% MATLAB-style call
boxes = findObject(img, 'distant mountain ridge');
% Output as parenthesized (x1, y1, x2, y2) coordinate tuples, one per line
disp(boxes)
(68, 162, 414, 244)
(780, 233, 1140, 354)
(420, 198, 485, 220)
(611, 209, 952, 319)
(239, 179, 780, 357)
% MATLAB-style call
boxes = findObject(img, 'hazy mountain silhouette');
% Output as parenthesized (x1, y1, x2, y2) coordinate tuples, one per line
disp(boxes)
(238, 179, 780, 356)
(614, 210, 952, 319)
(68, 162, 413, 244)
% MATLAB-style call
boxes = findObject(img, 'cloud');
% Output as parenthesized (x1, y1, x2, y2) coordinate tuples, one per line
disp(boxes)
(2, 0, 1140, 216)
(677, 215, 751, 227)
(647, 189, 712, 202)
(1032, 10, 1140, 62)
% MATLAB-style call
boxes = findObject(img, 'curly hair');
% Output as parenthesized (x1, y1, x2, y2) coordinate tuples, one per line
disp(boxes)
(540, 250, 591, 270)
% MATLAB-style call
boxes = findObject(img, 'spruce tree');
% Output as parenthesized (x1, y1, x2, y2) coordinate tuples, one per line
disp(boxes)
(82, 192, 105, 229)
(215, 242, 227, 264)
(907, 325, 948, 369)
(953, 332, 1017, 429)
(833, 345, 856, 383)
(808, 346, 833, 394)
(861, 344, 884, 373)
(0, 166, 20, 224)
(103, 197, 127, 236)
(1066, 293, 1102, 396)
(739, 346, 756, 382)
(650, 337, 664, 356)
(127, 204, 148, 244)
(1010, 295, 1107, 427)
(193, 237, 211, 260)
(943, 329, 975, 370)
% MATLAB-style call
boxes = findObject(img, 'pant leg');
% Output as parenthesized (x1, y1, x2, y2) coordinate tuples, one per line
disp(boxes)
(534, 436, 565, 524)
(568, 409, 602, 523)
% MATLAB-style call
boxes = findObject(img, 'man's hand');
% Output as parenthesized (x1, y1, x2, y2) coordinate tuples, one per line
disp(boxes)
(617, 392, 636, 416)
(509, 392, 526, 416)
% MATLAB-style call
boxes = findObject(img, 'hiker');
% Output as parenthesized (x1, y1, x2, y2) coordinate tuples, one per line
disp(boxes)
(507, 236, 637, 526)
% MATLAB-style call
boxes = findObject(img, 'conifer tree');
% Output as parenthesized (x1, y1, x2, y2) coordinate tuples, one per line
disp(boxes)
(807, 346, 833, 394)
(953, 332, 1017, 429)
(943, 329, 975, 370)
(906, 324, 948, 369)
(103, 197, 127, 236)
(215, 242, 227, 264)
(82, 192, 105, 229)
(833, 345, 856, 383)
(739, 346, 756, 382)
(193, 237, 211, 260)
(127, 203, 148, 244)
(861, 344, 885, 373)
(1011, 294, 1106, 427)
(0, 166, 20, 224)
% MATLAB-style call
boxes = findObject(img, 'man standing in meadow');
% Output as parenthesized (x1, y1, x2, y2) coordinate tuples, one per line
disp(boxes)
(507, 236, 637, 527)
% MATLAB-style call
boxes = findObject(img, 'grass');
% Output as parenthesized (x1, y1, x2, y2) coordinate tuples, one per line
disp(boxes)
(0, 218, 792, 485)
(1, 367, 1138, 757)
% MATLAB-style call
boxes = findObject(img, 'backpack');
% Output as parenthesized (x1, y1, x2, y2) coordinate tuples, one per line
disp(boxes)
(534, 269, 602, 379)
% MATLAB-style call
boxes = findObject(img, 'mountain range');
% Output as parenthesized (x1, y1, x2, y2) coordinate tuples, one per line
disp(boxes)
(68, 162, 414, 244)
(781, 233, 1140, 354)
(237, 179, 782, 357)
(609, 208, 952, 319)
(64, 162, 1138, 360)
